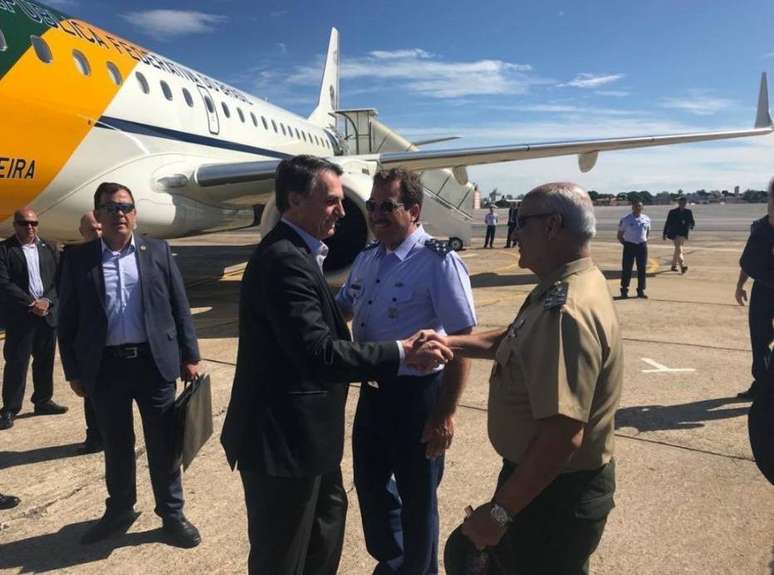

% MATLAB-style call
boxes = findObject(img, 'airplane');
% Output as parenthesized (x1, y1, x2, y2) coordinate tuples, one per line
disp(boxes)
(1, 1, 772, 273)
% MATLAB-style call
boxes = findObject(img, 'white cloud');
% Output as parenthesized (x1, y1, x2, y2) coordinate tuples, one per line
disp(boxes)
(120, 10, 228, 41)
(660, 95, 734, 116)
(561, 73, 625, 88)
(283, 50, 537, 99)
(764, 52, 774, 59)
(595, 90, 630, 97)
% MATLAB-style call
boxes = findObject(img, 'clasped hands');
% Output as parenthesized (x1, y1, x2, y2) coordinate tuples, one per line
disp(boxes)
(400, 329, 451, 372)
(29, 298, 50, 317)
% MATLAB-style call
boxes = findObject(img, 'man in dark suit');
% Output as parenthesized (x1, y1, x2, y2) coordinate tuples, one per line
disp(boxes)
(663, 197, 695, 274)
(58, 182, 202, 548)
(0, 208, 67, 430)
(221, 155, 453, 575)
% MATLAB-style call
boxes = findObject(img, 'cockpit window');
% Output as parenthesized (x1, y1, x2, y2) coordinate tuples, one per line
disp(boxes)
(106, 62, 123, 85)
(30, 35, 52, 64)
(250, 112, 258, 127)
(204, 95, 214, 113)
(136, 72, 150, 94)
(0, 29, 8, 52)
(72, 49, 91, 76)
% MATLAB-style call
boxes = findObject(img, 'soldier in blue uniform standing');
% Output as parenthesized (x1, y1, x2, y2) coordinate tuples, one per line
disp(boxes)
(337, 168, 477, 575)
(734, 181, 774, 399)
(617, 200, 651, 298)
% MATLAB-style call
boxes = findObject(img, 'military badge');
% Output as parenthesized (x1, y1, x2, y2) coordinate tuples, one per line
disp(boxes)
(544, 282, 568, 310)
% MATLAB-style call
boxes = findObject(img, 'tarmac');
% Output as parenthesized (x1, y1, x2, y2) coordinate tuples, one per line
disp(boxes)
(1, 206, 773, 574)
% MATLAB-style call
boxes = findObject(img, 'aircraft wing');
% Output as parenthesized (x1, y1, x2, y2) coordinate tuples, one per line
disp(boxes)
(195, 73, 772, 187)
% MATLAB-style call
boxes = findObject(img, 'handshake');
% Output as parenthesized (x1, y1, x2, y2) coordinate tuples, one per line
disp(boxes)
(400, 330, 452, 372)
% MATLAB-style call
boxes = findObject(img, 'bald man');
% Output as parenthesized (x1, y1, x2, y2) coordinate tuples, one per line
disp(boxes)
(0, 208, 66, 430)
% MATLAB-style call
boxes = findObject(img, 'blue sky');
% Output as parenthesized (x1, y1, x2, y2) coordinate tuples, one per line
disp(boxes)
(48, 0, 774, 195)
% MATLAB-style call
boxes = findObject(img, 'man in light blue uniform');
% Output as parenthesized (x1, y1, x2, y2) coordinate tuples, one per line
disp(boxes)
(617, 200, 651, 298)
(337, 168, 476, 575)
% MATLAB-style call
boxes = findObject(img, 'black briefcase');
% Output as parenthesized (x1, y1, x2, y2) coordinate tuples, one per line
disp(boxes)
(173, 373, 213, 471)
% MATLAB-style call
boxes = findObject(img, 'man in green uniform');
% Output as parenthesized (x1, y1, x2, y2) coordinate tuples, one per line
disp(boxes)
(439, 181, 623, 574)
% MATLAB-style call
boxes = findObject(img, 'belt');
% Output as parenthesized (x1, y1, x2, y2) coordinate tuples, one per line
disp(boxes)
(104, 342, 150, 360)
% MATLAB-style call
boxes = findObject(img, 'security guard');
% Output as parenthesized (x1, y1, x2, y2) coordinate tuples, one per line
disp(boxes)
(617, 200, 650, 298)
(734, 181, 774, 399)
(440, 182, 622, 575)
(337, 168, 477, 575)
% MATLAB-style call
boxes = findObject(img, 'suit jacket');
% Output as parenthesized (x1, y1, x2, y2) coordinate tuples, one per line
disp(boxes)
(221, 221, 400, 478)
(57, 235, 200, 395)
(663, 207, 695, 239)
(0, 235, 59, 327)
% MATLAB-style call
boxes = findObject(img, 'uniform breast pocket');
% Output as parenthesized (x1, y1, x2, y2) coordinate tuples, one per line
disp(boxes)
(391, 286, 413, 304)
(348, 278, 365, 301)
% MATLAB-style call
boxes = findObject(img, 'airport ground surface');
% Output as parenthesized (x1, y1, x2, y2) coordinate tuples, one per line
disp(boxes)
(1, 204, 773, 574)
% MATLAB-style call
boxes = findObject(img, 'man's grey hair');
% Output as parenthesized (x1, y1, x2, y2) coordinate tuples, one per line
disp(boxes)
(523, 182, 596, 241)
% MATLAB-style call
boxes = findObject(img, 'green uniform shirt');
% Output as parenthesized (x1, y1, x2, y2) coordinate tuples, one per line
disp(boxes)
(488, 257, 623, 472)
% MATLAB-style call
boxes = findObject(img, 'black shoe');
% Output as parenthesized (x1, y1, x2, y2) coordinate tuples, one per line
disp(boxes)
(0, 410, 14, 430)
(737, 384, 759, 400)
(681, 266, 688, 274)
(670, 266, 678, 272)
(34, 400, 68, 415)
(0, 493, 20, 509)
(162, 515, 201, 548)
(637, 291, 648, 299)
(80, 509, 141, 544)
(620, 290, 629, 299)
(76, 437, 104, 455)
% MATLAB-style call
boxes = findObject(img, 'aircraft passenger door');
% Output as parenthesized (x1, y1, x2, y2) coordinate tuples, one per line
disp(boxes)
(197, 86, 220, 135)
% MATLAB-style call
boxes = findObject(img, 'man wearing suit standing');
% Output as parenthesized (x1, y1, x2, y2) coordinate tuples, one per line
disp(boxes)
(0, 208, 67, 430)
(58, 182, 202, 547)
(220, 155, 453, 575)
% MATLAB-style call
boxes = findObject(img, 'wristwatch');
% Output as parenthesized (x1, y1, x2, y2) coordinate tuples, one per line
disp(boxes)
(489, 502, 513, 528)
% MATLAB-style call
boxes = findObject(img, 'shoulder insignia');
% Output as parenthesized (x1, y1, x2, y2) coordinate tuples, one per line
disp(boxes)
(362, 241, 380, 251)
(424, 238, 452, 258)
(544, 281, 568, 310)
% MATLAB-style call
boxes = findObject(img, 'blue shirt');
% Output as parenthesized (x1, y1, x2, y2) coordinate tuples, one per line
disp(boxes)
(101, 236, 147, 346)
(281, 218, 329, 270)
(337, 226, 477, 376)
(619, 213, 651, 244)
(21, 241, 44, 299)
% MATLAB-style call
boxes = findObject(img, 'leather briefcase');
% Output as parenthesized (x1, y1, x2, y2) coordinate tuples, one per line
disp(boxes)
(173, 373, 213, 471)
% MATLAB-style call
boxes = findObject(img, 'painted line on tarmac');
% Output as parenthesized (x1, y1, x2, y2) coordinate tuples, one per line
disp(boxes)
(640, 357, 696, 373)
(624, 337, 748, 352)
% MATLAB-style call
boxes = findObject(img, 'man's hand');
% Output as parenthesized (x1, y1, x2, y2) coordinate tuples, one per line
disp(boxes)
(181, 362, 200, 381)
(30, 298, 50, 317)
(735, 286, 747, 306)
(402, 339, 453, 372)
(421, 412, 454, 459)
(69, 380, 86, 398)
(461, 503, 507, 550)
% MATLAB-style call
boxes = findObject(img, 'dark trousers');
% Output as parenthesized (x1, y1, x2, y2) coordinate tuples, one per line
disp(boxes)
(240, 467, 347, 575)
(749, 281, 774, 386)
(444, 460, 616, 575)
(90, 350, 183, 519)
(621, 241, 647, 293)
(84, 397, 101, 443)
(354, 373, 444, 575)
(1, 316, 55, 414)
(505, 224, 517, 248)
(484, 226, 496, 248)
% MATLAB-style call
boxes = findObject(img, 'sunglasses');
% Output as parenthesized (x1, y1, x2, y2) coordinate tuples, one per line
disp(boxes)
(98, 202, 135, 215)
(14, 220, 39, 227)
(517, 212, 555, 228)
(365, 200, 404, 213)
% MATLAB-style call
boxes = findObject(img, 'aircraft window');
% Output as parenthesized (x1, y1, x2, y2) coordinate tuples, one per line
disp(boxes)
(237, 108, 245, 123)
(222, 102, 231, 118)
(72, 49, 91, 76)
(314, 135, 319, 145)
(160, 80, 173, 101)
(294, 128, 300, 139)
(182, 88, 194, 107)
(204, 95, 214, 113)
(280, 123, 286, 136)
(106, 61, 123, 85)
(250, 112, 257, 127)
(271, 119, 278, 133)
(301, 131, 307, 142)
(30, 35, 52, 64)
(0, 29, 6, 52)
(261, 116, 268, 130)
(135, 71, 150, 94)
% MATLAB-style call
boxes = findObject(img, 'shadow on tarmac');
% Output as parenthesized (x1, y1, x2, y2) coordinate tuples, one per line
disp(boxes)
(615, 397, 750, 432)
(0, 442, 81, 470)
(0, 518, 168, 573)
(470, 269, 626, 289)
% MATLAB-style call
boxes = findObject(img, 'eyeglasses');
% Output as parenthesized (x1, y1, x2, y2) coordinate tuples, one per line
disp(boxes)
(365, 200, 404, 213)
(14, 220, 39, 227)
(98, 202, 135, 215)
(517, 212, 554, 228)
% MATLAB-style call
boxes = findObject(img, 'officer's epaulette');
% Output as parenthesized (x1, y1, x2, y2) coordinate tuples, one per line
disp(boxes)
(362, 240, 381, 251)
(544, 281, 569, 310)
(424, 238, 452, 258)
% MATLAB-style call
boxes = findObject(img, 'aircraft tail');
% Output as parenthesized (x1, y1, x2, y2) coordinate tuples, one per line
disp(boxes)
(308, 28, 340, 130)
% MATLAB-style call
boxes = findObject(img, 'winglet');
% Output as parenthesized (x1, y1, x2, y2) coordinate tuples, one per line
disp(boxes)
(308, 28, 339, 131)
(755, 72, 771, 128)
